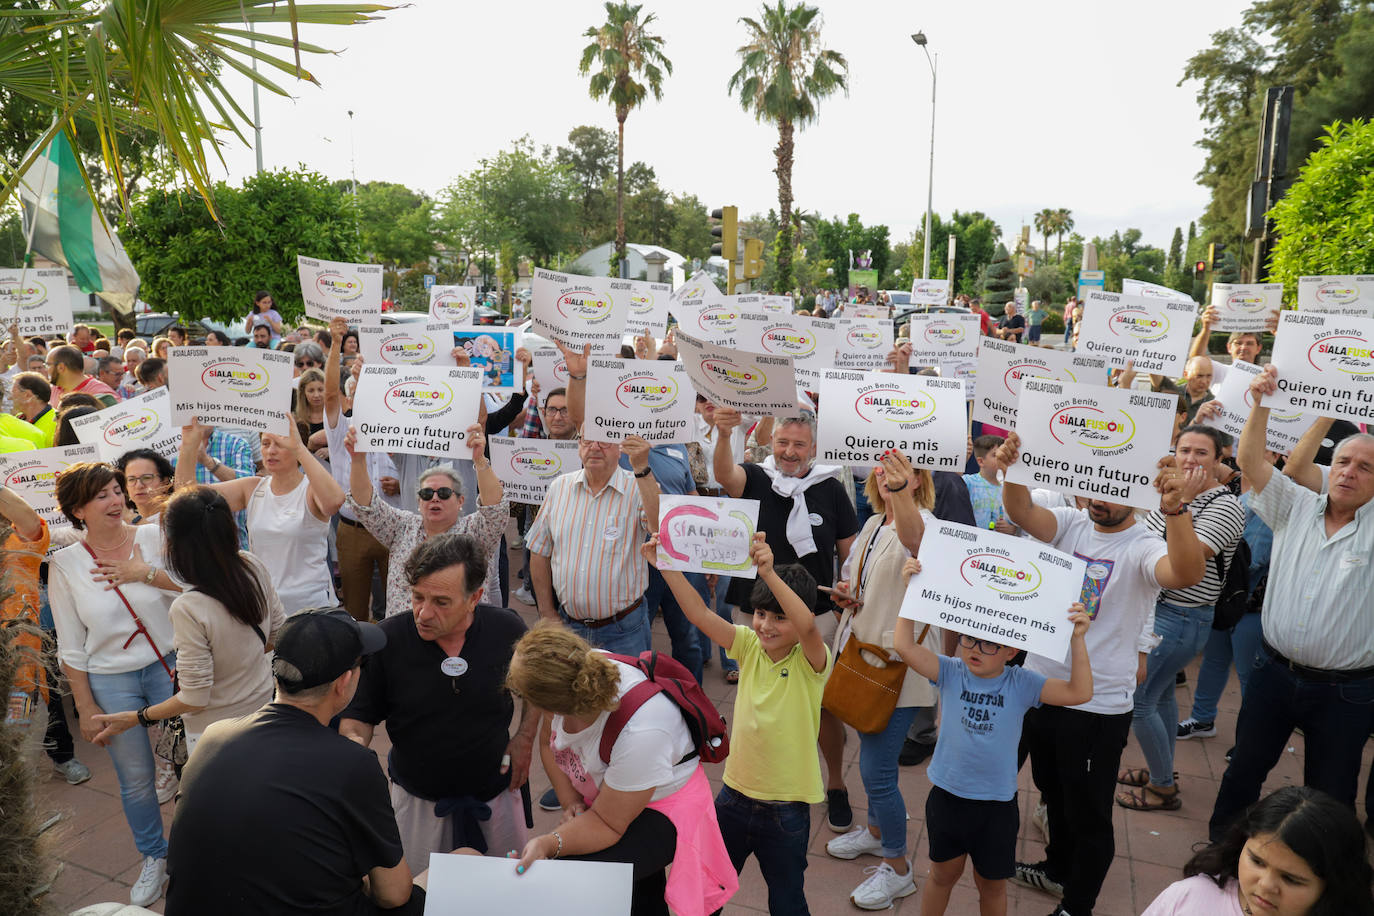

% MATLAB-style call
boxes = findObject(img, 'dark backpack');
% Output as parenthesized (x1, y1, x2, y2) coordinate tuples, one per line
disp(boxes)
(1211, 537, 1253, 631)
(599, 651, 730, 766)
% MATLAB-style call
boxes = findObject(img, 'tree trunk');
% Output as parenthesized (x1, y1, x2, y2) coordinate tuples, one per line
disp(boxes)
(774, 119, 794, 293)
(615, 109, 627, 276)
(1056, 231, 1064, 263)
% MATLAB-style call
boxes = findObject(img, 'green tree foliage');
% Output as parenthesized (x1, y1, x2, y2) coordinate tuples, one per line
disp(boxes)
(1216, 249, 1243, 283)
(814, 213, 889, 291)
(1052, 208, 1074, 262)
(122, 168, 358, 324)
(1093, 228, 1169, 291)
(1168, 227, 1184, 270)
(353, 181, 437, 270)
(667, 193, 713, 264)
(983, 243, 1016, 312)
(556, 125, 617, 246)
(1268, 119, 1374, 296)
(1181, 0, 1373, 259)
(912, 210, 1003, 296)
(1033, 208, 1055, 260)
(728, 2, 847, 293)
(1026, 264, 1073, 304)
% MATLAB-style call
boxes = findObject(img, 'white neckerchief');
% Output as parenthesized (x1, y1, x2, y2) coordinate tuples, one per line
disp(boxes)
(759, 456, 843, 556)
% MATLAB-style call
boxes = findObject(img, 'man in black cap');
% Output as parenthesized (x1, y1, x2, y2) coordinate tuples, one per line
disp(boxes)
(165, 608, 422, 915)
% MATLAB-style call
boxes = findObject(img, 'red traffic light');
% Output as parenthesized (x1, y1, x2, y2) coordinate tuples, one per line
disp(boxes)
(1194, 260, 1207, 273)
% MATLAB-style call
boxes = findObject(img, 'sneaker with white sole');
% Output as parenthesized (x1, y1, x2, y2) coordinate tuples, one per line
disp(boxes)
(130, 855, 167, 907)
(1031, 800, 1050, 842)
(1012, 860, 1064, 897)
(512, 584, 536, 606)
(826, 825, 885, 860)
(53, 758, 92, 785)
(849, 860, 917, 910)
(1177, 717, 1217, 739)
(155, 758, 178, 804)
(826, 787, 853, 832)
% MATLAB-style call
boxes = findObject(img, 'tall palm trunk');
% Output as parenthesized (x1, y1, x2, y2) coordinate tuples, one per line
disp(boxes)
(1056, 230, 1064, 263)
(615, 108, 627, 275)
(774, 118, 795, 292)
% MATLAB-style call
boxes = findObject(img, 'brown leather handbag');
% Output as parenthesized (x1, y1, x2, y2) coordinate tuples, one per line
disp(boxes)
(822, 625, 929, 734)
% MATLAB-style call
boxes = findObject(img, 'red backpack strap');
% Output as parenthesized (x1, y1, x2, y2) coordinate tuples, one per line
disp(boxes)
(598, 655, 663, 765)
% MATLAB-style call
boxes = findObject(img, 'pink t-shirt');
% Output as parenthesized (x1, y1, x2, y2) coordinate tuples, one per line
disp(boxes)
(1142, 875, 1244, 915)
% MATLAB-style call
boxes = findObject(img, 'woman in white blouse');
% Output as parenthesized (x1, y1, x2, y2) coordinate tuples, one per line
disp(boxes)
(49, 463, 180, 907)
(173, 417, 344, 616)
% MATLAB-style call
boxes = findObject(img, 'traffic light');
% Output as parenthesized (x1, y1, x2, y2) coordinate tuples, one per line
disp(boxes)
(710, 206, 738, 261)
(741, 237, 764, 280)
(1194, 260, 1207, 275)
(1207, 242, 1226, 271)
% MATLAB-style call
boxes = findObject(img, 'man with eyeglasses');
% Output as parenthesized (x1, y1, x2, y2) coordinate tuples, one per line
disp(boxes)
(510, 384, 577, 608)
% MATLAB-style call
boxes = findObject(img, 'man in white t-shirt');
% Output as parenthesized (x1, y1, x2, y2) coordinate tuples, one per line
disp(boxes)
(995, 432, 1209, 916)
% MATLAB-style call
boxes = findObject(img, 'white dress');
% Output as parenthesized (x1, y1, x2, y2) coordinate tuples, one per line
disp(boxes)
(246, 475, 335, 616)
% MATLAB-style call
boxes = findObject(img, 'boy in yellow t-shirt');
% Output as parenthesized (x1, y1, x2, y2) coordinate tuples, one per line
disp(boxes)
(647, 532, 831, 915)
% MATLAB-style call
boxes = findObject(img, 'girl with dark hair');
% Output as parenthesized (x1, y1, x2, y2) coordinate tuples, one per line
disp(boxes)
(1142, 786, 1374, 915)
(92, 485, 285, 754)
(116, 448, 176, 524)
(244, 290, 283, 342)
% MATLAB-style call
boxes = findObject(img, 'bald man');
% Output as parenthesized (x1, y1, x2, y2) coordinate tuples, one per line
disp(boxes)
(1179, 356, 1215, 424)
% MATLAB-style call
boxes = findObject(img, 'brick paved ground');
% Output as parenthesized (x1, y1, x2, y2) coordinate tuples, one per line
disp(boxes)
(32, 537, 1366, 915)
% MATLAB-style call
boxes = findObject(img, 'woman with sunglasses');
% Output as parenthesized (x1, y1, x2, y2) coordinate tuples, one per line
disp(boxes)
(174, 416, 345, 617)
(342, 422, 509, 618)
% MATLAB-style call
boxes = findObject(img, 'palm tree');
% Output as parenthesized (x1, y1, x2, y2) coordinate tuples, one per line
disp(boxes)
(1054, 207, 1074, 263)
(0, 1, 391, 219)
(728, 2, 847, 293)
(578, 2, 671, 274)
(1033, 208, 1055, 263)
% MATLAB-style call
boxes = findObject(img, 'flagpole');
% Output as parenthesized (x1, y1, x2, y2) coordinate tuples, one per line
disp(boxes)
(13, 130, 55, 322)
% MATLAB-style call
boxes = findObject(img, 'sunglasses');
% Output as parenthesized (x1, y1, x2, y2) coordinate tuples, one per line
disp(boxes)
(417, 487, 457, 501)
(957, 635, 1005, 655)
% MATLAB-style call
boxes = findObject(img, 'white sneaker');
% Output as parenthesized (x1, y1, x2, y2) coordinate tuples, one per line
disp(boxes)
(54, 758, 92, 785)
(850, 860, 917, 910)
(826, 825, 884, 860)
(130, 856, 167, 906)
(1031, 800, 1050, 842)
(155, 759, 178, 804)
(512, 584, 535, 606)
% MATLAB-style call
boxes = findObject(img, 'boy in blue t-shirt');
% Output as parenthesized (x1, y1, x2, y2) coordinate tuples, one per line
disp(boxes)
(894, 558, 1093, 916)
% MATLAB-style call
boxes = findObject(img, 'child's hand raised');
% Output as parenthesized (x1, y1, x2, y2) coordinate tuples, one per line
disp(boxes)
(901, 557, 923, 584)
(749, 532, 773, 577)
(640, 534, 661, 567)
(1067, 604, 1091, 638)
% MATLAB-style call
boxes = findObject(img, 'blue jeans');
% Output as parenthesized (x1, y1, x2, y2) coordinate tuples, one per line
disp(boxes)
(559, 605, 651, 657)
(1188, 612, 1264, 725)
(1132, 601, 1214, 788)
(853, 478, 874, 527)
(1209, 650, 1374, 841)
(858, 705, 918, 858)
(715, 785, 810, 915)
(87, 655, 176, 859)
(640, 567, 704, 683)
(698, 575, 739, 674)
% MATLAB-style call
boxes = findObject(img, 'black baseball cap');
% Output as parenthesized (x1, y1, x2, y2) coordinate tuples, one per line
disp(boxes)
(271, 607, 387, 690)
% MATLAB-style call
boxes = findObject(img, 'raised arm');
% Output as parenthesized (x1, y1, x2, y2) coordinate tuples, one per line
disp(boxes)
(1237, 364, 1278, 495)
(1038, 608, 1094, 706)
(324, 316, 348, 423)
(1188, 306, 1219, 363)
(893, 559, 940, 682)
(1282, 414, 1333, 495)
(756, 533, 825, 672)
(642, 536, 737, 651)
(0, 484, 43, 541)
(343, 426, 375, 508)
(173, 419, 257, 511)
(993, 433, 1059, 543)
(621, 435, 659, 530)
(279, 421, 344, 520)
(466, 424, 503, 507)
(558, 340, 590, 431)
(711, 408, 748, 498)
(879, 449, 926, 554)
(1153, 458, 1209, 590)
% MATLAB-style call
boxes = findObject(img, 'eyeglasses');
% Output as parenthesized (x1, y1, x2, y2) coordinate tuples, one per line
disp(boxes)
(957, 635, 1005, 655)
(296, 360, 318, 368)
(544, 405, 570, 417)
(417, 487, 457, 501)
(126, 474, 167, 488)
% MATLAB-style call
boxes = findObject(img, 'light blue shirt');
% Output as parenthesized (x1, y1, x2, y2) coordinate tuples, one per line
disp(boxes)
(962, 473, 1004, 531)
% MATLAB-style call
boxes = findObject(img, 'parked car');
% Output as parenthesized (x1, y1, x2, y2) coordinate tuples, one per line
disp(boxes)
(134, 313, 242, 344)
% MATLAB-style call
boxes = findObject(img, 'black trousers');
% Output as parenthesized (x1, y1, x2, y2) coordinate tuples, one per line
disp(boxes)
(42, 628, 75, 764)
(565, 807, 676, 916)
(1022, 705, 1132, 916)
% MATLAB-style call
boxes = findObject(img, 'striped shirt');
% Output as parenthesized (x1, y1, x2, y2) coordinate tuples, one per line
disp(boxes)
(525, 466, 648, 621)
(1143, 486, 1245, 607)
(1251, 471, 1374, 670)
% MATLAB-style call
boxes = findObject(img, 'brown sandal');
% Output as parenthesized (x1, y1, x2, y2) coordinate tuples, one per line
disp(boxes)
(1117, 767, 1179, 787)
(1116, 785, 1181, 811)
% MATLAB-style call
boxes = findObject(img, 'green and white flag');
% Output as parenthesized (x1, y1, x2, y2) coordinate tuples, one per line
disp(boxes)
(17, 131, 140, 316)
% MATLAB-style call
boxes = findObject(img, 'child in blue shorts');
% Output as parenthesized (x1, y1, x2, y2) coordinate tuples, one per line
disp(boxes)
(895, 557, 1093, 916)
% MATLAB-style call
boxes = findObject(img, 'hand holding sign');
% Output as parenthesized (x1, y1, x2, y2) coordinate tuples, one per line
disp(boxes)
(651, 497, 762, 578)
(749, 532, 772, 578)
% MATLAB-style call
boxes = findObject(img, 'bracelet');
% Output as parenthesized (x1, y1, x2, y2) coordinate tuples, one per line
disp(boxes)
(568, 372, 587, 381)
(136, 705, 154, 728)
(634, 466, 653, 478)
(1162, 503, 1191, 517)
(884, 480, 909, 493)
(208, 458, 221, 473)
(550, 831, 563, 859)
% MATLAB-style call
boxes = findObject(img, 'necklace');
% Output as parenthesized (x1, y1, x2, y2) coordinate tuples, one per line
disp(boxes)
(86, 525, 133, 552)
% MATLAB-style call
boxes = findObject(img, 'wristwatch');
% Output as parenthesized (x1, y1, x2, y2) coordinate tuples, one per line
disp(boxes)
(136, 705, 154, 728)
(1162, 502, 1191, 517)
(143, 566, 157, 585)
(634, 466, 653, 478)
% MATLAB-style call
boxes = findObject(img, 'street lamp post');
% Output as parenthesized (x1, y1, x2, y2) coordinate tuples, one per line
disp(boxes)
(912, 32, 936, 281)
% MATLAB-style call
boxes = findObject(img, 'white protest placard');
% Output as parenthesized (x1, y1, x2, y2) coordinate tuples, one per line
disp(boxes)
(833, 318, 894, 371)
(972, 338, 1110, 430)
(847, 305, 888, 319)
(668, 271, 724, 318)
(907, 312, 982, 366)
(656, 495, 761, 578)
(938, 358, 979, 401)
(584, 357, 696, 444)
(622, 277, 672, 338)
(429, 285, 477, 326)
(1122, 278, 1194, 302)
(1298, 275, 1374, 317)
(1210, 283, 1283, 333)
(1262, 311, 1374, 423)
(674, 298, 744, 347)
(0, 443, 102, 537)
(1075, 290, 1196, 374)
(676, 331, 799, 416)
(531, 346, 569, 393)
(531, 268, 629, 353)
(70, 387, 180, 461)
(167, 347, 294, 435)
(898, 522, 1086, 662)
(816, 370, 966, 471)
(733, 314, 835, 386)
(0, 268, 72, 336)
(759, 294, 793, 313)
(1202, 359, 1318, 455)
(910, 278, 951, 306)
(488, 436, 582, 503)
(1006, 377, 1177, 510)
(358, 321, 456, 367)
(350, 365, 483, 459)
(424, 851, 633, 916)
(297, 255, 383, 321)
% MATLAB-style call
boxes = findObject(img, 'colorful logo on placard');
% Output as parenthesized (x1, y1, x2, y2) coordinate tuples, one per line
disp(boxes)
(1050, 405, 1137, 451)
(702, 358, 766, 393)
(676, 282, 708, 302)
(510, 448, 563, 479)
(1315, 282, 1360, 306)
(1308, 334, 1374, 376)
(629, 291, 655, 316)
(913, 280, 945, 299)
(846, 325, 884, 349)
(432, 292, 473, 323)
(696, 307, 739, 335)
(1226, 291, 1268, 313)
(383, 379, 455, 415)
(1107, 308, 1170, 342)
(556, 289, 614, 323)
(0, 279, 46, 307)
(617, 374, 680, 410)
(380, 335, 434, 365)
(201, 359, 270, 395)
(760, 327, 817, 357)
(960, 552, 1043, 596)
(855, 386, 937, 425)
(315, 271, 365, 303)
(3, 458, 65, 493)
(103, 409, 161, 446)
(922, 321, 964, 347)
(657, 503, 756, 573)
